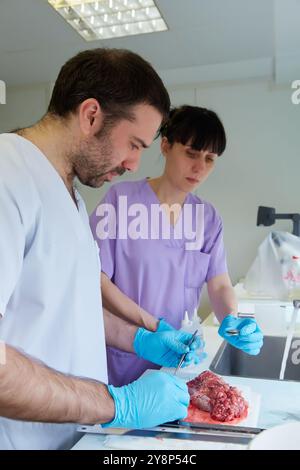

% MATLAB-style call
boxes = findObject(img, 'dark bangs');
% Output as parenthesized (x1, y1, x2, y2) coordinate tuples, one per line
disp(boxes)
(160, 105, 226, 156)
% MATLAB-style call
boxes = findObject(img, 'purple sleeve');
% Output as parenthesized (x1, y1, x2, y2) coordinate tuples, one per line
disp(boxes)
(90, 187, 117, 280)
(205, 212, 228, 282)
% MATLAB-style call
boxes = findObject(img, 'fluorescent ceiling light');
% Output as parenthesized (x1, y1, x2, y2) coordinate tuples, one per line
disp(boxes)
(48, 0, 168, 41)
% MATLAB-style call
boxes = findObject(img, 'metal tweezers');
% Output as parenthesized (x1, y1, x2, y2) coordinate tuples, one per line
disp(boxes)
(173, 329, 198, 376)
(226, 312, 255, 336)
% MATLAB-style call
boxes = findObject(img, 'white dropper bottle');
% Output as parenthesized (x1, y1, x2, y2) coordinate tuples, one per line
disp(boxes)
(181, 310, 193, 333)
(191, 308, 204, 353)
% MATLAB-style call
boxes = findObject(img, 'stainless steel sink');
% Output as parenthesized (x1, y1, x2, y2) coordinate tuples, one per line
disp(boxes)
(210, 335, 300, 381)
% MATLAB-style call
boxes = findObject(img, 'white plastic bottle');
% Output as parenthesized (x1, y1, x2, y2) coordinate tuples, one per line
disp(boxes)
(191, 308, 204, 355)
(285, 256, 300, 300)
(180, 309, 204, 362)
(180, 311, 196, 369)
(181, 310, 193, 333)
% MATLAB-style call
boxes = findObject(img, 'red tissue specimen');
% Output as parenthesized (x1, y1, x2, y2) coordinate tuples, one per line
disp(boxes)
(185, 371, 248, 424)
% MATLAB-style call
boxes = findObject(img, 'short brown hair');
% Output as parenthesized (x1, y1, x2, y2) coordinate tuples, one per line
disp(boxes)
(48, 48, 170, 123)
(160, 105, 226, 156)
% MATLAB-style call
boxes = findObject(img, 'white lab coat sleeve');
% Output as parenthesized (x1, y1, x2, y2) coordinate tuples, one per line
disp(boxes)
(0, 180, 25, 316)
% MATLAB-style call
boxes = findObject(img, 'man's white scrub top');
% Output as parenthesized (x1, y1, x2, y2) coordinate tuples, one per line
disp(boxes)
(0, 134, 108, 450)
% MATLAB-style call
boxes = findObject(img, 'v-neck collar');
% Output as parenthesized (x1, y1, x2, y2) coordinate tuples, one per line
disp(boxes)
(143, 177, 190, 231)
(14, 133, 79, 209)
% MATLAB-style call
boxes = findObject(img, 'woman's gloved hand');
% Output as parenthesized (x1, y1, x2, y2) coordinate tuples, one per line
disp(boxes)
(103, 370, 189, 429)
(156, 319, 207, 365)
(218, 314, 263, 355)
(156, 318, 176, 332)
(133, 327, 203, 367)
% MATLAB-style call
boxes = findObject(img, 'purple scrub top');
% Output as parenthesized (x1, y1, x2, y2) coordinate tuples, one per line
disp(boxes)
(90, 178, 228, 386)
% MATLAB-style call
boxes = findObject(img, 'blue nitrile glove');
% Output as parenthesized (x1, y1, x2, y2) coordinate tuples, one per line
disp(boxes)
(156, 318, 176, 332)
(156, 319, 207, 365)
(218, 314, 264, 355)
(133, 327, 203, 367)
(103, 370, 189, 429)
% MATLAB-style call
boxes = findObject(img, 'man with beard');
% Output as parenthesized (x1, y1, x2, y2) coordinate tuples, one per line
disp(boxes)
(0, 49, 199, 450)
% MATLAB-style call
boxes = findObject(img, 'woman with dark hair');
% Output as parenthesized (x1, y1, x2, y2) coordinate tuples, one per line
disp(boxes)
(90, 105, 263, 387)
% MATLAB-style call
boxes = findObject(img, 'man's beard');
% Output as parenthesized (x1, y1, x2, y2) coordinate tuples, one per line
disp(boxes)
(72, 126, 126, 188)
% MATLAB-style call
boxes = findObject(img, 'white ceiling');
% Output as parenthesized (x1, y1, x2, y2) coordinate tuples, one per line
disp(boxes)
(0, 0, 299, 87)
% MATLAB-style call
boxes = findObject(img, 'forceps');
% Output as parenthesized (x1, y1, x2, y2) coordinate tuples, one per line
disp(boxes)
(226, 312, 255, 336)
(173, 329, 198, 376)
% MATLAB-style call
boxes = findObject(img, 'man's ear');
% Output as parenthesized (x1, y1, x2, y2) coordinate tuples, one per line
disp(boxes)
(78, 98, 104, 136)
(161, 136, 171, 156)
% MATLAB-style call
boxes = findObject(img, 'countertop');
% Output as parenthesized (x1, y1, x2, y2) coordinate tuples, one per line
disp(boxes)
(72, 323, 300, 450)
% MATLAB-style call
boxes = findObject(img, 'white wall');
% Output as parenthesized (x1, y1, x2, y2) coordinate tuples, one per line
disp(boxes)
(0, 83, 50, 132)
(78, 79, 300, 282)
(1, 78, 299, 316)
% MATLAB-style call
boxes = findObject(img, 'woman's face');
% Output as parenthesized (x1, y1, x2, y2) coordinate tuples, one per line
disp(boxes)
(161, 137, 218, 193)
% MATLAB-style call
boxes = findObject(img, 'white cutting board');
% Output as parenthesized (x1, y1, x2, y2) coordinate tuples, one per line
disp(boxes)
(141, 369, 261, 428)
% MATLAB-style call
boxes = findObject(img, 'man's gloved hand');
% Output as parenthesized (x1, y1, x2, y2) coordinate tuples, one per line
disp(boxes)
(103, 370, 189, 429)
(133, 326, 203, 367)
(218, 314, 263, 355)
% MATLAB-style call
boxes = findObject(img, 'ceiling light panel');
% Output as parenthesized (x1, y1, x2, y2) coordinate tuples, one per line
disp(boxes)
(48, 0, 168, 41)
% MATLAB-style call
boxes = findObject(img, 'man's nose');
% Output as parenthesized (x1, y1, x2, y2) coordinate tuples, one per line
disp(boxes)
(122, 151, 142, 173)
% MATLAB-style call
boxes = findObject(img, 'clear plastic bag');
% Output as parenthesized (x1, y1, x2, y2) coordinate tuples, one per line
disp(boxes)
(243, 231, 300, 300)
